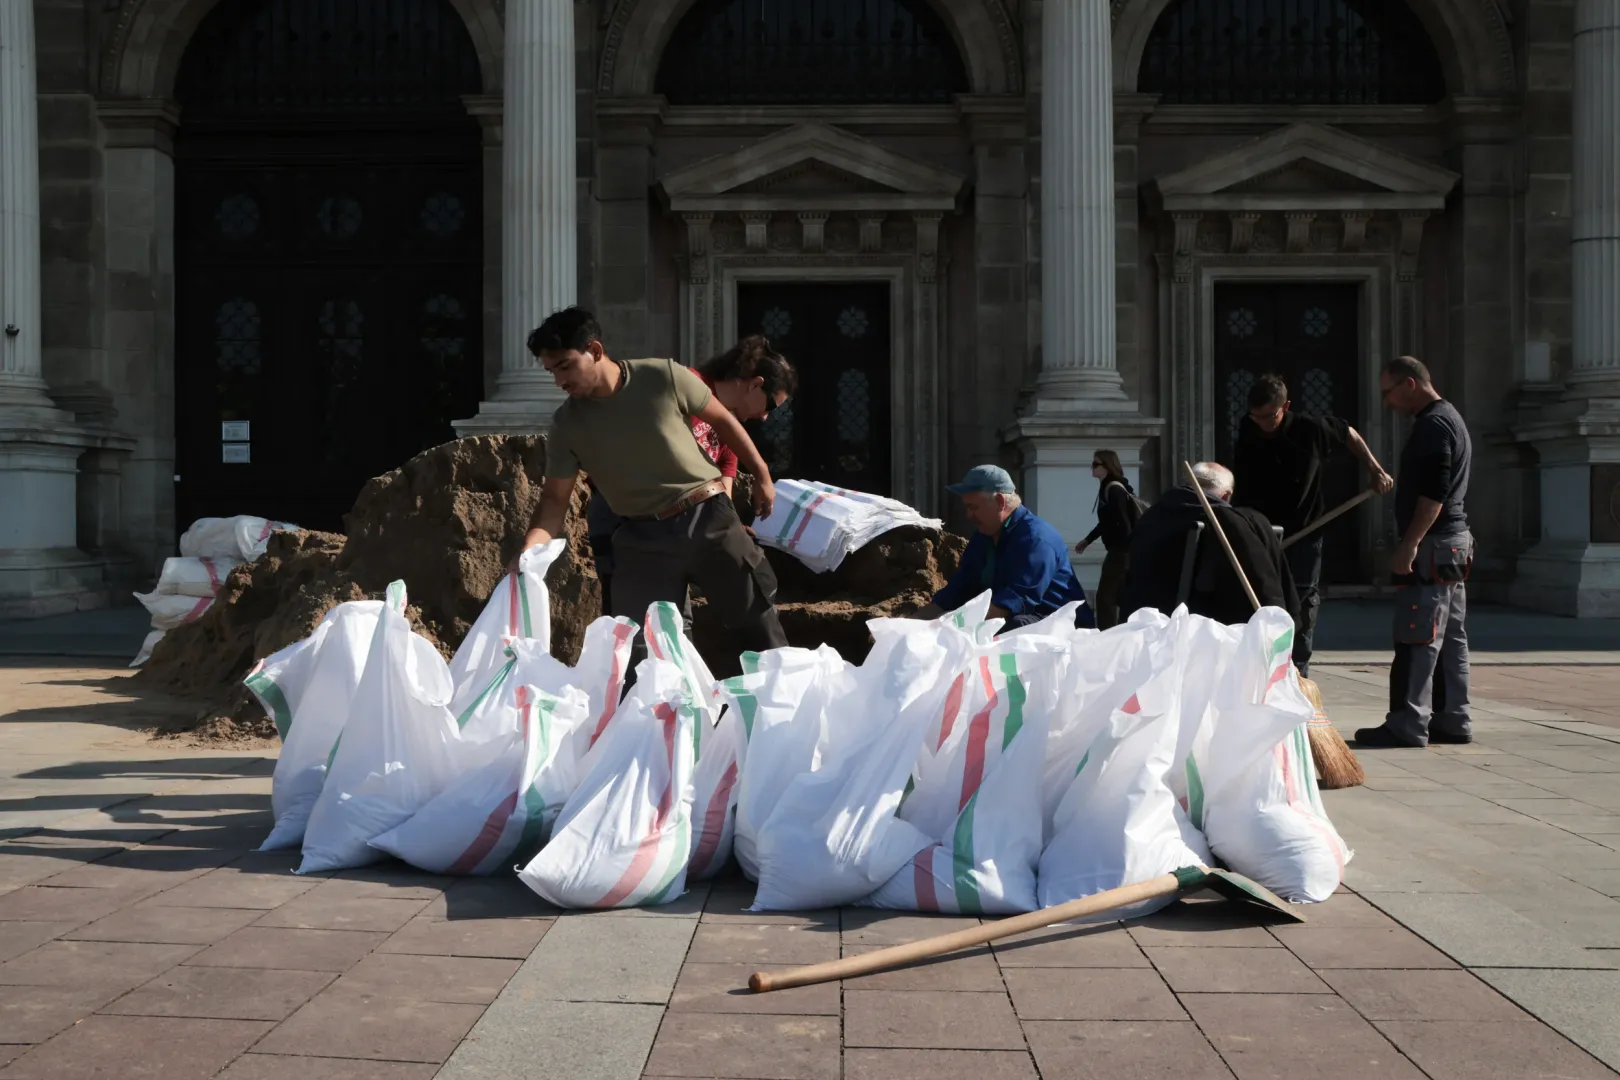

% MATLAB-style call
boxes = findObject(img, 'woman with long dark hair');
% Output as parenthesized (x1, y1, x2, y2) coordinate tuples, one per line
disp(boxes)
(1075, 449, 1142, 629)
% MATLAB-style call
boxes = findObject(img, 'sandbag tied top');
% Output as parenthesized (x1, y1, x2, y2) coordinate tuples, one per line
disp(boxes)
(752, 479, 943, 574)
(179, 515, 301, 562)
(448, 539, 567, 715)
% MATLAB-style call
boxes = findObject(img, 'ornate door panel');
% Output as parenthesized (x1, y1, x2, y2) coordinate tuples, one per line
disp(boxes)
(1213, 283, 1362, 584)
(736, 283, 892, 496)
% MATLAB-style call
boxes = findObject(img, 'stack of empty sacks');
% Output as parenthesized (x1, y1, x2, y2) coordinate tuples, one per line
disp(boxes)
(244, 553, 1352, 914)
(751, 480, 944, 573)
(131, 515, 300, 666)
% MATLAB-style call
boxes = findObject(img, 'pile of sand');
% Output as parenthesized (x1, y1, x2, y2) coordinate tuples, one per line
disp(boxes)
(135, 435, 962, 738)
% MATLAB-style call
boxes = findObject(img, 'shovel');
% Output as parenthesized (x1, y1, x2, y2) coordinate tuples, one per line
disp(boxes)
(747, 865, 1302, 993)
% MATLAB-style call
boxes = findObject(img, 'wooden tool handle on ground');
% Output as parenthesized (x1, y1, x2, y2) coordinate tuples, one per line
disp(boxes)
(748, 872, 1186, 993)
(1281, 490, 1376, 551)
(1182, 461, 1261, 614)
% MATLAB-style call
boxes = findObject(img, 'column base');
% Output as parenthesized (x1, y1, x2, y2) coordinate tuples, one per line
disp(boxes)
(453, 370, 567, 439)
(0, 548, 126, 619)
(1003, 412, 1165, 588)
(1018, 369, 1131, 415)
(1510, 541, 1620, 617)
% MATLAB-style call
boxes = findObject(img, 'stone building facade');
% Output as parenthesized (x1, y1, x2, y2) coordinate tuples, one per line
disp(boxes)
(1, 0, 1617, 617)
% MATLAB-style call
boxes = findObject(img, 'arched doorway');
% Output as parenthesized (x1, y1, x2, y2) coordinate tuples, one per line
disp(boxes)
(173, 0, 484, 532)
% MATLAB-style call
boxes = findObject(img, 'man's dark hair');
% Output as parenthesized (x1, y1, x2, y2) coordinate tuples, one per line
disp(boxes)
(699, 334, 800, 398)
(527, 307, 602, 356)
(1383, 355, 1432, 386)
(1247, 374, 1288, 411)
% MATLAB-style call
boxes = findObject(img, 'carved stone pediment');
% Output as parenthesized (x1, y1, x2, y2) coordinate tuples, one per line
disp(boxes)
(657, 122, 965, 214)
(1150, 123, 1460, 214)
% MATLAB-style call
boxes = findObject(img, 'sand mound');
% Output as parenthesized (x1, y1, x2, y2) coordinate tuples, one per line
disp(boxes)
(135, 435, 962, 738)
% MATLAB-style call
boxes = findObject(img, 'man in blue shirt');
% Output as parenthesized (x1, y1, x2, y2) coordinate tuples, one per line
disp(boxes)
(918, 465, 1095, 630)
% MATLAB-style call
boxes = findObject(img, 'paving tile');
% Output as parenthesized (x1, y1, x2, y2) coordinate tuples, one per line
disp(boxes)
(0, 940, 198, 991)
(252, 988, 483, 1064)
(1474, 968, 1620, 1074)
(1290, 891, 1398, 928)
(0, 852, 103, 892)
(376, 915, 551, 959)
(669, 962, 840, 1014)
(1357, 890, 1611, 967)
(501, 915, 694, 1004)
(1002, 967, 1185, 1021)
(842, 1048, 1037, 1080)
(252, 892, 429, 933)
(844, 989, 1026, 1049)
(840, 944, 1005, 990)
(100, 963, 334, 1021)
(0, 1014, 272, 1080)
(325, 867, 452, 900)
(438, 999, 661, 1080)
(686, 923, 839, 965)
(991, 923, 1149, 967)
(1182, 993, 1425, 1080)
(0, 985, 125, 1044)
(1319, 970, 1530, 1021)
(421, 878, 556, 921)
(143, 867, 323, 910)
(841, 910, 983, 946)
(328, 954, 518, 1005)
(1024, 1020, 1236, 1080)
(216, 1055, 440, 1080)
(0, 1048, 19, 1071)
(1146, 946, 1332, 994)
(0, 925, 74, 966)
(643, 1012, 840, 1078)
(185, 927, 390, 972)
(1125, 901, 1285, 948)
(0, 886, 127, 926)
(63, 904, 261, 945)
(699, 888, 836, 926)
(1269, 925, 1458, 969)
(571, 882, 709, 919)
(1377, 1020, 1615, 1080)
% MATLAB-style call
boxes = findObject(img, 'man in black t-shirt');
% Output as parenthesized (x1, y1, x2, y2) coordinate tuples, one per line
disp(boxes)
(1233, 375, 1393, 674)
(1355, 356, 1475, 749)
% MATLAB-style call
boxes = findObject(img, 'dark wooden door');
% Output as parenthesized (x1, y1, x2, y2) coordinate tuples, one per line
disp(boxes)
(735, 283, 892, 495)
(1213, 282, 1362, 584)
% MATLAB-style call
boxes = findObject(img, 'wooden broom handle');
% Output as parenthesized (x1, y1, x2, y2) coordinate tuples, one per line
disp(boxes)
(1281, 490, 1375, 551)
(749, 871, 1186, 993)
(1182, 461, 1260, 614)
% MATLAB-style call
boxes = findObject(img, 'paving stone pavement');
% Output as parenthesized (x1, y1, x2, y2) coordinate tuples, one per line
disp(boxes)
(3, 659, 1620, 1078)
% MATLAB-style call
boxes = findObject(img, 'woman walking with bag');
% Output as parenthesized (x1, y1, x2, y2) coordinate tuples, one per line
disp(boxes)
(1074, 450, 1142, 629)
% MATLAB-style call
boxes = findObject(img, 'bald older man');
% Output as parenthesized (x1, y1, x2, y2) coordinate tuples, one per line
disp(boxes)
(1121, 462, 1298, 627)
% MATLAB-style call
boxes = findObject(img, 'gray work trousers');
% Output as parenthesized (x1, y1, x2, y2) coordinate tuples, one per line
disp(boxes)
(1386, 530, 1473, 745)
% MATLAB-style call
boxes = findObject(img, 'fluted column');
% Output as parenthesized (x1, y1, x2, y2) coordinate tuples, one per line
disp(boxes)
(0, 0, 52, 413)
(1034, 0, 1125, 410)
(1571, 0, 1620, 395)
(455, 0, 576, 435)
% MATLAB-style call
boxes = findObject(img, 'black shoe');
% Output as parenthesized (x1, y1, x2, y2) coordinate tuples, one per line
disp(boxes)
(1354, 724, 1426, 749)
(1429, 728, 1473, 745)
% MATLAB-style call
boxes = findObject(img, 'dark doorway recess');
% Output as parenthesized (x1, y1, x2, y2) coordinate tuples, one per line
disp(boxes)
(173, 0, 484, 532)
(735, 282, 893, 496)
(1213, 282, 1364, 584)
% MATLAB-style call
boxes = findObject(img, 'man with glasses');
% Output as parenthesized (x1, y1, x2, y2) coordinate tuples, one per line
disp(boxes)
(1233, 374, 1394, 675)
(1356, 356, 1475, 748)
(514, 307, 791, 667)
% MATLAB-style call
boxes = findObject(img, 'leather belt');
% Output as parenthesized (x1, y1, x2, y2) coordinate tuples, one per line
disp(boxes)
(633, 479, 727, 522)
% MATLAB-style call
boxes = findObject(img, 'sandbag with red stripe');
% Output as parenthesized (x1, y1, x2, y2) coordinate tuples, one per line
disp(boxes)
(517, 658, 698, 908)
(447, 540, 566, 716)
(368, 683, 591, 875)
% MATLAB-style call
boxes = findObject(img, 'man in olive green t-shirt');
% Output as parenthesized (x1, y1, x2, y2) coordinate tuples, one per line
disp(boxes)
(514, 306, 788, 661)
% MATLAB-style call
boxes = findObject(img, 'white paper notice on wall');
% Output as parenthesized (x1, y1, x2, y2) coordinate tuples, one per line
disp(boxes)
(222, 421, 250, 441)
(222, 444, 251, 465)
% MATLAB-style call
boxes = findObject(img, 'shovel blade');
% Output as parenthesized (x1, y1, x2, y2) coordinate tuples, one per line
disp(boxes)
(1201, 868, 1307, 923)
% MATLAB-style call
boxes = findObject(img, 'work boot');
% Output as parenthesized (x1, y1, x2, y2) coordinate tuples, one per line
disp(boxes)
(1354, 724, 1425, 749)
(1428, 728, 1473, 745)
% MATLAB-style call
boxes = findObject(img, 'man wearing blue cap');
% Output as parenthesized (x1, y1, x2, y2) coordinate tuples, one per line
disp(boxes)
(918, 465, 1095, 630)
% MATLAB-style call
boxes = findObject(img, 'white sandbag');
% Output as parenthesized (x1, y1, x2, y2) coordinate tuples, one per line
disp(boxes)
(721, 647, 845, 881)
(155, 556, 241, 598)
(134, 590, 214, 631)
(865, 643, 1059, 914)
(749, 618, 975, 911)
(1037, 611, 1211, 920)
(751, 480, 943, 573)
(518, 658, 697, 908)
(129, 629, 164, 667)
(178, 516, 299, 561)
(369, 683, 591, 874)
(298, 582, 471, 874)
(572, 615, 639, 749)
(448, 540, 566, 717)
(248, 600, 384, 850)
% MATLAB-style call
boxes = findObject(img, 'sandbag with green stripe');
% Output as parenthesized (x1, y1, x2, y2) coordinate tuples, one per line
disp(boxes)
(368, 683, 590, 875)
(448, 540, 566, 718)
(518, 658, 698, 908)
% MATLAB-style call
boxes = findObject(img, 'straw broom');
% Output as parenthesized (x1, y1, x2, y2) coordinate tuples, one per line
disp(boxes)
(1181, 463, 1364, 790)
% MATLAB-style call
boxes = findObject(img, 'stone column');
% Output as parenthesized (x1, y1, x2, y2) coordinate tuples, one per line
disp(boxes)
(1571, 0, 1620, 396)
(1032, 0, 1125, 408)
(456, 0, 576, 436)
(0, 0, 50, 413)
